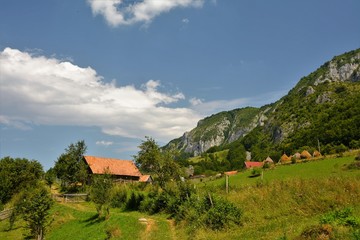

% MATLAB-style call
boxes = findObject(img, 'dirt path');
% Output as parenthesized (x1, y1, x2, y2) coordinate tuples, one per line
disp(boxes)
(167, 219, 176, 240)
(141, 218, 156, 240)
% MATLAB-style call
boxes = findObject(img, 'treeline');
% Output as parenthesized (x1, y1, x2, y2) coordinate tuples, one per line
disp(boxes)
(0, 157, 53, 240)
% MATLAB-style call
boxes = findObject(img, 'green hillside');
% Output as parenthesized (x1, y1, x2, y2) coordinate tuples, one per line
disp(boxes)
(166, 48, 360, 168)
(2, 155, 360, 240)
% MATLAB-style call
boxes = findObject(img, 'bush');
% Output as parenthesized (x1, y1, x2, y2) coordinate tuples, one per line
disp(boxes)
(175, 193, 242, 231)
(250, 168, 261, 178)
(297, 224, 333, 240)
(125, 191, 144, 211)
(347, 161, 360, 170)
(110, 186, 128, 208)
(320, 208, 360, 227)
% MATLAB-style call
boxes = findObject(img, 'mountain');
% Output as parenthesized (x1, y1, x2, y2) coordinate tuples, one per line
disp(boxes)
(166, 49, 360, 160)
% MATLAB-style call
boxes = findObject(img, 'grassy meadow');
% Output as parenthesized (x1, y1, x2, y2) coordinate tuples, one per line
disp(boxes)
(1, 155, 360, 239)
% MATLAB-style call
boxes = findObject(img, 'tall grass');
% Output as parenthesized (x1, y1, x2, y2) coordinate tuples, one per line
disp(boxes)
(188, 176, 360, 239)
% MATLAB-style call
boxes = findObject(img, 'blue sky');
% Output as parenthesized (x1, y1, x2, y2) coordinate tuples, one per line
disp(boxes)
(1, 0, 359, 170)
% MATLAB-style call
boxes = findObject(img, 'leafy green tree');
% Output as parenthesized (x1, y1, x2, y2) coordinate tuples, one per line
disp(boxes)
(89, 169, 113, 218)
(134, 137, 181, 188)
(16, 186, 54, 240)
(227, 141, 246, 170)
(0, 157, 44, 204)
(44, 167, 56, 189)
(53, 140, 88, 191)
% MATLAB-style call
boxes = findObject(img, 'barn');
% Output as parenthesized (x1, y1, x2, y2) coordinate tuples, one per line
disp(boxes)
(83, 156, 142, 182)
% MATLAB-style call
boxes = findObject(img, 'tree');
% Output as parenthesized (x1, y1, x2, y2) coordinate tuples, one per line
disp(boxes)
(53, 140, 88, 191)
(134, 137, 161, 173)
(44, 167, 56, 189)
(16, 186, 54, 240)
(134, 137, 181, 188)
(89, 169, 113, 218)
(0, 157, 44, 204)
(227, 141, 246, 170)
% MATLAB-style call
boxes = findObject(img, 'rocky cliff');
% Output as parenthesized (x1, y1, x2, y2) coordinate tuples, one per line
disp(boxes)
(165, 49, 360, 156)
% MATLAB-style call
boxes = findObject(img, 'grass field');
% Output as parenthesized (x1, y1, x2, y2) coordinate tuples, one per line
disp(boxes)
(198, 156, 360, 190)
(0, 202, 176, 240)
(1, 156, 360, 239)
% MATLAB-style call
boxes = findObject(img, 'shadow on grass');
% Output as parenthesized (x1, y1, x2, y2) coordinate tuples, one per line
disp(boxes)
(82, 213, 106, 226)
(4, 226, 22, 232)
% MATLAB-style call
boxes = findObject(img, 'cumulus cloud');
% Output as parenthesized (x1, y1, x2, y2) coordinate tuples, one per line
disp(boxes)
(0, 47, 201, 142)
(87, 0, 204, 26)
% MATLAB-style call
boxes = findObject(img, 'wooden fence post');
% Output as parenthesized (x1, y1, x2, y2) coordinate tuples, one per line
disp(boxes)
(226, 174, 229, 194)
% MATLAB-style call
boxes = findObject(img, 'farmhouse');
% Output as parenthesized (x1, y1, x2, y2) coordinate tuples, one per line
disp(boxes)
(245, 161, 263, 169)
(83, 156, 142, 182)
(139, 175, 153, 184)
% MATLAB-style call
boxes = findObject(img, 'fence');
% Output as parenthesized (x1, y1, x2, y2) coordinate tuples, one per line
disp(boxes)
(0, 208, 14, 221)
(52, 194, 88, 203)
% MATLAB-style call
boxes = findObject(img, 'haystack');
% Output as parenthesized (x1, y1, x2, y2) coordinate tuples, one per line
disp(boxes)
(300, 150, 312, 159)
(280, 154, 291, 163)
(313, 150, 322, 158)
(264, 156, 274, 164)
(293, 152, 301, 160)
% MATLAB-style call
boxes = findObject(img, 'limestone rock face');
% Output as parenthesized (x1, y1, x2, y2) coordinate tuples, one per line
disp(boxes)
(315, 53, 360, 85)
(316, 92, 333, 104)
(164, 49, 360, 156)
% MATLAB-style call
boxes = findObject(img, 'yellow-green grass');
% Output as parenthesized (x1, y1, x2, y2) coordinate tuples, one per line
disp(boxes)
(201, 156, 360, 190)
(187, 174, 360, 239)
(1, 156, 359, 240)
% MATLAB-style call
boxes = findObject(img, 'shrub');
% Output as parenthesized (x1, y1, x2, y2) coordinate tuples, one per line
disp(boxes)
(297, 224, 333, 240)
(320, 208, 360, 227)
(125, 191, 144, 211)
(110, 186, 128, 208)
(250, 168, 261, 178)
(175, 193, 242, 231)
(347, 161, 360, 170)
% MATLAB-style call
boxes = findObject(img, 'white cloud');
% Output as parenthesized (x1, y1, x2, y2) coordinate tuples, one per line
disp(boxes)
(87, 0, 204, 27)
(96, 140, 114, 146)
(189, 97, 203, 106)
(0, 47, 201, 142)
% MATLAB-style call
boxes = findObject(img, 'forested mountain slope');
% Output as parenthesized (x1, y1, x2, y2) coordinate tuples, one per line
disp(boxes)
(166, 49, 360, 160)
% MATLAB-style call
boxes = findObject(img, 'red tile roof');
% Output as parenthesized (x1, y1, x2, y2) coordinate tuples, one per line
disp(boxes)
(245, 161, 263, 169)
(224, 170, 238, 175)
(84, 156, 142, 177)
(139, 175, 152, 182)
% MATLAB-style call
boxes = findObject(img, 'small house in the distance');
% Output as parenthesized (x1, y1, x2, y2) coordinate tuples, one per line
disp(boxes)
(84, 156, 142, 182)
(244, 161, 263, 169)
(139, 175, 153, 184)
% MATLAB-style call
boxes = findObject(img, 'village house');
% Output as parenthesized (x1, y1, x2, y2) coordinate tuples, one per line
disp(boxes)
(244, 161, 263, 169)
(83, 156, 151, 183)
